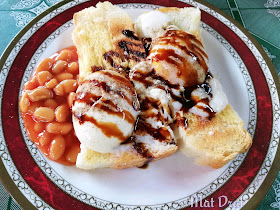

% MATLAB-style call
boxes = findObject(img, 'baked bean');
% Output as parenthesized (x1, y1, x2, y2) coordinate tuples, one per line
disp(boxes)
(61, 79, 78, 93)
(53, 83, 63, 96)
(55, 73, 73, 82)
(38, 131, 52, 146)
(65, 145, 80, 163)
(43, 99, 58, 109)
(28, 87, 53, 101)
(34, 122, 45, 133)
(68, 92, 75, 107)
(36, 58, 54, 73)
(27, 102, 41, 114)
(34, 107, 55, 122)
(55, 104, 70, 122)
(45, 78, 58, 89)
(52, 60, 67, 74)
(24, 76, 37, 90)
(54, 79, 77, 96)
(46, 122, 72, 134)
(49, 135, 66, 160)
(55, 50, 74, 62)
(67, 62, 79, 74)
(37, 71, 53, 85)
(19, 91, 30, 113)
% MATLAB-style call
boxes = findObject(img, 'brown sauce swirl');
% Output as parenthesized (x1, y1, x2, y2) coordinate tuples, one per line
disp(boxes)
(118, 40, 146, 61)
(196, 98, 216, 119)
(74, 113, 127, 142)
(151, 49, 185, 75)
(135, 118, 172, 143)
(91, 66, 104, 72)
(132, 138, 154, 161)
(75, 92, 101, 107)
(75, 94, 135, 124)
(94, 99, 135, 124)
(82, 79, 134, 108)
(142, 38, 152, 55)
(102, 71, 134, 92)
(103, 50, 123, 69)
(149, 29, 208, 87)
(176, 116, 188, 128)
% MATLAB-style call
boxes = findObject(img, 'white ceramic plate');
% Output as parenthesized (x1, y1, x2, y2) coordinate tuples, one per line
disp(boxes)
(0, 1, 279, 209)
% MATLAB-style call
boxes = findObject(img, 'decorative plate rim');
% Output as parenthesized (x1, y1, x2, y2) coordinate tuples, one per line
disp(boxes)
(0, 0, 279, 209)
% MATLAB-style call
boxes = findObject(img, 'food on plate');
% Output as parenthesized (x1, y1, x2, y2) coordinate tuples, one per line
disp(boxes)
(19, 47, 80, 165)
(175, 104, 252, 168)
(72, 1, 146, 82)
(148, 28, 208, 87)
(72, 70, 140, 153)
(135, 7, 202, 41)
(72, 2, 178, 170)
(133, 7, 251, 168)
(19, 2, 252, 170)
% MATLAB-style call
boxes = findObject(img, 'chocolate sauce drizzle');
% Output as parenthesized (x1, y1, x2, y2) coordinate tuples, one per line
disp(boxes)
(103, 51, 123, 69)
(134, 118, 172, 143)
(162, 30, 208, 71)
(149, 29, 208, 87)
(91, 66, 104, 72)
(142, 38, 152, 55)
(118, 40, 146, 61)
(132, 138, 154, 167)
(101, 29, 146, 73)
(74, 113, 127, 141)
(73, 72, 141, 143)
(82, 79, 133, 108)
(122, 30, 140, 40)
(74, 28, 216, 162)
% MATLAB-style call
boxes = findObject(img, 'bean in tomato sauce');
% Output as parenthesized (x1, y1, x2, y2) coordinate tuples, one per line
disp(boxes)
(19, 46, 80, 165)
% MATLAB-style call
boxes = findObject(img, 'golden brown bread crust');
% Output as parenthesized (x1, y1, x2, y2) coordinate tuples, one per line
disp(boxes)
(175, 105, 252, 168)
(76, 144, 177, 170)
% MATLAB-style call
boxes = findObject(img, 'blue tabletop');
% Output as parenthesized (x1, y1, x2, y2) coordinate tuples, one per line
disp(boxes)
(0, 0, 280, 209)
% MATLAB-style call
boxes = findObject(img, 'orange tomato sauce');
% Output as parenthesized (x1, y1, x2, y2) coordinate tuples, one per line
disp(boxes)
(20, 46, 80, 166)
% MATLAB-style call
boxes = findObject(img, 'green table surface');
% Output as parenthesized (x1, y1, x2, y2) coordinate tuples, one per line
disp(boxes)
(0, 0, 280, 209)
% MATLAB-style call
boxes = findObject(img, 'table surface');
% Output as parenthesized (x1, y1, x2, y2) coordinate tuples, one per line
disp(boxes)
(0, 0, 280, 209)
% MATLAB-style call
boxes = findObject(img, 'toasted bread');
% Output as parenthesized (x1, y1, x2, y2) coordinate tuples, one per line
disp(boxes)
(73, 2, 177, 170)
(72, 2, 146, 82)
(134, 7, 252, 169)
(73, 3, 252, 170)
(174, 105, 252, 168)
(76, 142, 177, 170)
(156, 7, 201, 41)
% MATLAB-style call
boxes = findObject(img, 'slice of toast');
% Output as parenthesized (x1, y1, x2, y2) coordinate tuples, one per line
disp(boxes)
(174, 105, 252, 168)
(72, 1, 146, 82)
(73, 4, 252, 170)
(76, 144, 147, 170)
(73, 2, 177, 170)
(134, 7, 252, 169)
(77, 142, 177, 170)
(156, 7, 201, 41)
(74, 67, 177, 170)
(134, 7, 201, 41)
(75, 67, 178, 170)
